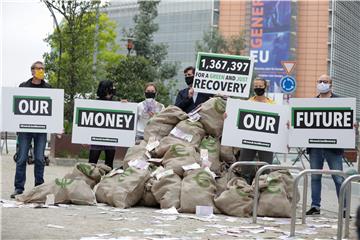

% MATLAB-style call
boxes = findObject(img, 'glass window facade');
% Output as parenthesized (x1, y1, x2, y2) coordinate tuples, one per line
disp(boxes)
(330, 0, 360, 118)
(105, 0, 215, 99)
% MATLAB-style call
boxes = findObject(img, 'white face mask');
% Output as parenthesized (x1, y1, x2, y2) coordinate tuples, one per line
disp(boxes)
(317, 82, 331, 93)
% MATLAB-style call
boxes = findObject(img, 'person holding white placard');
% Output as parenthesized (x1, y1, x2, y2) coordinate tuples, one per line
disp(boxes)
(175, 66, 213, 113)
(88, 80, 117, 169)
(238, 77, 275, 184)
(11, 61, 51, 199)
(136, 82, 164, 141)
(306, 74, 347, 216)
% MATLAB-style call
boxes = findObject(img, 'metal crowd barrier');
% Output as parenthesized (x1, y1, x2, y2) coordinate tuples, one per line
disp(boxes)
(252, 165, 304, 224)
(228, 161, 269, 182)
(290, 169, 348, 237)
(337, 174, 360, 240)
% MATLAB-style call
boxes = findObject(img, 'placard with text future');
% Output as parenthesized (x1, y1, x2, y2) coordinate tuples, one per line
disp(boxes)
(222, 98, 289, 153)
(194, 52, 254, 98)
(71, 99, 138, 147)
(1, 87, 64, 133)
(289, 98, 356, 148)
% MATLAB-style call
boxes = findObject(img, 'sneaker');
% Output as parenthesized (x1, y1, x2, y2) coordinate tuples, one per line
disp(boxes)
(10, 190, 23, 199)
(306, 207, 320, 215)
(343, 211, 352, 219)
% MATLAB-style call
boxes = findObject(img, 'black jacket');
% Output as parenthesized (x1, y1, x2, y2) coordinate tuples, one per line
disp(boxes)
(175, 88, 212, 113)
(19, 78, 52, 88)
(307, 92, 344, 155)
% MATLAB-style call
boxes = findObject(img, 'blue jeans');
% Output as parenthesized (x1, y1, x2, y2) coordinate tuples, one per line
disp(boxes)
(309, 148, 344, 208)
(14, 132, 47, 192)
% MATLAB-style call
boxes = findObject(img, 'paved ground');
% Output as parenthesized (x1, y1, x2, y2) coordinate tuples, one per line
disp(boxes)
(1, 145, 359, 239)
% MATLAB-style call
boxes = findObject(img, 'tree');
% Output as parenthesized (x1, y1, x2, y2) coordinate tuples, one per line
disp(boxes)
(195, 27, 246, 55)
(195, 28, 228, 54)
(110, 0, 178, 105)
(43, 0, 122, 120)
(107, 56, 174, 105)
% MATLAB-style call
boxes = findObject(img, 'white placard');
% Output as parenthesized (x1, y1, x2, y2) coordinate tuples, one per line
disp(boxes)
(1, 87, 64, 133)
(71, 99, 137, 147)
(289, 98, 356, 148)
(222, 98, 289, 153)
(194, 52, 254, 98)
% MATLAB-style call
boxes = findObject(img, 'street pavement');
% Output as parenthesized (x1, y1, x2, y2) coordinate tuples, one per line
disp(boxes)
(0, 142, 359, 240)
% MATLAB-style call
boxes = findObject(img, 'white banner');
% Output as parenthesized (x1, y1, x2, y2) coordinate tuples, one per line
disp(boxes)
(194, 52, 254, 98)
(222, 98, 289, 153)
(1, 87, 64, 133)
(289, 98, 356, 148)
(72, 99, 138, 147)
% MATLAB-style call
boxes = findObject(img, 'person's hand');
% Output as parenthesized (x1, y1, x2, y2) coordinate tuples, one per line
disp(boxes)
(148, 112, 155, 117)
(188, 87, 194, 98)
(223, 112, 227, 120)
(120, 99, 128, 103)
(353, 122, 358, 129)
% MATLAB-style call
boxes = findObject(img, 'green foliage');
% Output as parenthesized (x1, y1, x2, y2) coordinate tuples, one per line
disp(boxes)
(115, 0, 178, 104)
(56, 149, 70, 158)
(195, 28, 246, 55)
(195, 28, 228, 54)
(63, 120, 72, 134)
(78, 148, 90, 159)
(132, 0, 161, 61)
(43, 0, 122, 121)
(107, 56, 173, 105)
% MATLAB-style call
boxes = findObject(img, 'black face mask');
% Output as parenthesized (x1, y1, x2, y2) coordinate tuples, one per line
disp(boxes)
(185, 76, 194, 86)
(145, 92, 156, 99)
(254, 87, 265, 96)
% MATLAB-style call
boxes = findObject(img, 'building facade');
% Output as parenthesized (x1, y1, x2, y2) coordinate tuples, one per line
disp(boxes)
(106, 0, 359, 118)
(105, 0, 217, 89)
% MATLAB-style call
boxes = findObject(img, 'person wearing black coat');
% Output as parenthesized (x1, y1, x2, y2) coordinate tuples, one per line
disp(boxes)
(175, 66, 213, 113)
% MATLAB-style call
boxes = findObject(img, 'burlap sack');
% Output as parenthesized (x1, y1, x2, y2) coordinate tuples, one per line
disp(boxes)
(214, 177, 253, 217)
(138, 177, 159, 207)
(200, 136, 223, 175)
(95, 167, 150, 208)
(64, 163, 112, 189)
(123, 140, 148, 169)
(198, 97, 226, 137)
(151, 173, 181, 209)
(162, 144, 200, 177)
(16, 178, 96, 205)
(220, 145, 240, 167)
(144, 122, 174, 142)
(256, 173, 291, 217)
(215, 173, 229, 196)
(65, 179, 97, 205)
(272, 170, 300, 203)
(144, 106, 188, 141)
(173, 120, 206, 146)
(179, 169, 219, 214)
(153, 136, 191, 158)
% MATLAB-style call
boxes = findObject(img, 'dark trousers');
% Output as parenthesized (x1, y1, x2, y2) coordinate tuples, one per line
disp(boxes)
(238, 148, 273, 184)
(88, 149, 115, 169)
(15, 132, 47, 192)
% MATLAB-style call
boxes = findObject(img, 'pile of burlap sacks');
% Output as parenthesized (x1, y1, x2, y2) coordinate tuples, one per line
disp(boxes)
(17, 97, 298, 218)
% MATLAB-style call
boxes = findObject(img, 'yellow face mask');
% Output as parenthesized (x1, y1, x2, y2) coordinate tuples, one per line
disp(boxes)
(34, 69, 45, 80)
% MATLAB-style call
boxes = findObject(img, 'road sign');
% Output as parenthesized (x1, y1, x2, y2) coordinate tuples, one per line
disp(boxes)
(280, 75, 297, 93)
(281, 61, 296, 75)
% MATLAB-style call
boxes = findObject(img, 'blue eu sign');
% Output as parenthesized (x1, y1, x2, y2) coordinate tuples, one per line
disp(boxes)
(280, 75, 296, 93)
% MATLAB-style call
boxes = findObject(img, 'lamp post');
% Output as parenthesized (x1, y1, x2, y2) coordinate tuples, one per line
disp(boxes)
(127, 38, 134, 56)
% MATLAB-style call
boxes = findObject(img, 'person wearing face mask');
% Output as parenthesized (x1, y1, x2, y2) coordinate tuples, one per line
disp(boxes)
(237, 77, 275, 184)
(136, 82, 165, 141)
(11, 61, 52, 199)
(306, 74, 348, 216)
(88, 80, 117, 168)
(175, 66, 213, 113)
